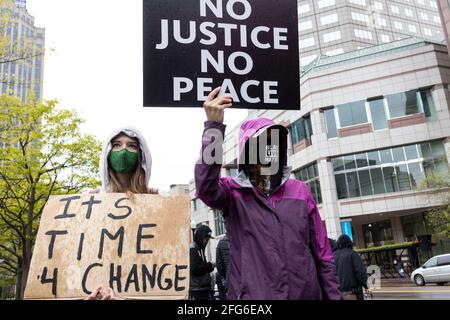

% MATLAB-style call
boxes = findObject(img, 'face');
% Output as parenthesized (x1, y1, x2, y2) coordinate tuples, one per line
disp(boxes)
(111, 134, 139, 153)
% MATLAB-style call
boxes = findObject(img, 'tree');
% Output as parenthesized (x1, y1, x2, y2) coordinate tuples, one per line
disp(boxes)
(418, 173, 450, 239)
(0, 94, 102, 299)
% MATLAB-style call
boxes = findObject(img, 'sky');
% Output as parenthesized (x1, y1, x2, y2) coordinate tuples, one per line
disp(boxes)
(26, 0, 248, 191)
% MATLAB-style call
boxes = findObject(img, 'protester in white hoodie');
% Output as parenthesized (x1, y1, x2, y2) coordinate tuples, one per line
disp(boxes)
(86, 126, 157, 300)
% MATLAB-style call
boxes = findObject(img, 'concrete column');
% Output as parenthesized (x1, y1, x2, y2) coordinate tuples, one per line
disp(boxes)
(353, 222, 366, 249)
(391, 216, 405, 244)
(317, 158, 341, 239)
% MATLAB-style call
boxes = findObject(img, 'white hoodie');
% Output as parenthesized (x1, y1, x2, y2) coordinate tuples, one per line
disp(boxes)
(99, 127, 152, 192)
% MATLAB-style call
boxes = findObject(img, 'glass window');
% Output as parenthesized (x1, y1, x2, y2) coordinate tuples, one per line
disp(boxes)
(351, 12, 369, 23)
(323, 31, 341, 43)
(377, 18, 387, 27)
(437, 256, 450, 266)
(324, 109, 338, 138)
(394, 21, 403, 30)
(294, 163, 322, 203)
(344, 155, 356, 170)
(380, 149, 393, 164)
(349, 0, 366, 6)
(337, 100, 368, 127)
(370, 168, 386, 194)
(298, 4, 310, 14)
(392, 146, 406, 162)
(404, 145, 418, 160)
(420, 90, 436, 118)
(368, 151, 381, 166)
(320, 13, 338, 26)
(408, 162, 425, 188)
(419, 142, 432, 159)
(395, 164, 412, 191)
(386, 90, 421, 118)
(358, 170, 373, 196)
(333, 141, 449, 199)
(299, 37, 315, 49)
(346, 172, 361, 197)
(318, 0, 335, 9)
(424, 257, 438, 268)
(355, 152, 368, 168)
(354, 28, 373, 40)
(383, 166, 399, 192)
(291, 116, 313, 145)
(299, 20, 313, 31)
(333, 157, 345, 172)
(380, 34, 390, 43)
(369, 99, 388, 130)
(336, 173, 348, 199)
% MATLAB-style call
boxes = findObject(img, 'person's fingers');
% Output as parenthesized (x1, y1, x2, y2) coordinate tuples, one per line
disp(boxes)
(214, 95, 232, 103)
(220, 103, 232, 109)
(108, 287, 115, 298)
(85, 286, 101, 300)
(101, 294, 111, 300)
(206, 87, 221, 102)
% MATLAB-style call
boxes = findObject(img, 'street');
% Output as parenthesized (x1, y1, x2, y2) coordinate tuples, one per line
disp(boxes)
(370, 279, 450, 300)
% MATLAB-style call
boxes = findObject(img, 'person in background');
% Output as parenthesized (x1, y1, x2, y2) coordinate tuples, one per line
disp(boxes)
(216, 232, 230, 299)
(189, 225, 215, 300)
(333, 234, 368, 300)
(328, 238, 337, 252)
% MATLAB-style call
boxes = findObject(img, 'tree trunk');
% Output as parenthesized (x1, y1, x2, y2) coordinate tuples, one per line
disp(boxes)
(15, 257, 22, 300)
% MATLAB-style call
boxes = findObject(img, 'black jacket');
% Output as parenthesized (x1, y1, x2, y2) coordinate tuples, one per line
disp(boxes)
(215, 235, 230, 280)
(189, 225, 215, 292)
(333, 248, 368, 292)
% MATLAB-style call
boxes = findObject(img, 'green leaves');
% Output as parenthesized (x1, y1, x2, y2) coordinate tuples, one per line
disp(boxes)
(0, 94, 102, 297)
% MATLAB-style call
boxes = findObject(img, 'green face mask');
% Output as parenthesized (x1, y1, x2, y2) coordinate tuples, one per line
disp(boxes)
(108, 149, 138, 174)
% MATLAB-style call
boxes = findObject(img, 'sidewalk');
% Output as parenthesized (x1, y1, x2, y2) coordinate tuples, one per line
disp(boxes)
(379, 278, 415, 287)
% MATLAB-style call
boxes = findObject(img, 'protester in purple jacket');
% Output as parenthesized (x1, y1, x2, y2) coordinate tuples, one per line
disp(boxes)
(195, 87, 342, 300)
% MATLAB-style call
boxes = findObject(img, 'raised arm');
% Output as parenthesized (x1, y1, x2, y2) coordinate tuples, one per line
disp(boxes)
(194, 87, 232, 210)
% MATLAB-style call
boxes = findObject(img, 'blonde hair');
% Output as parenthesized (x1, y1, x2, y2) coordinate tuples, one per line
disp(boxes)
(107, 136, 158, 195)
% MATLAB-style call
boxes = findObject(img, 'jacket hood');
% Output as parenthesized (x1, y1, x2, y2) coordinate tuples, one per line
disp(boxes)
(99, 126, 152, 192)
(237, 118, 288, 172)
(336, 234, 354, 250)
(194, 225, 213, 249)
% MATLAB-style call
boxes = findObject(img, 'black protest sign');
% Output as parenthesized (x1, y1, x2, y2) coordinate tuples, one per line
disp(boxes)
(143, 0, 300, 110)
(24, 194, 190, 299)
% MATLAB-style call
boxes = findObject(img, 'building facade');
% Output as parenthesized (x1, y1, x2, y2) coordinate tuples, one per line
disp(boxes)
(221, 38, 450, 249)
(298, 0, 444, 67)
(1, 0, 45, 101)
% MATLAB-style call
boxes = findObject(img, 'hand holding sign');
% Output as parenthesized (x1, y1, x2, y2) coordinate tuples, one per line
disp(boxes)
(25, 194, 190, 300)
(203, 87, 232, 123)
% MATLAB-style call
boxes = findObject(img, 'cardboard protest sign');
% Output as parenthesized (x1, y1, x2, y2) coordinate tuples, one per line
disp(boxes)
(143, 0, 300, 110)
(24, 194, 190, 300)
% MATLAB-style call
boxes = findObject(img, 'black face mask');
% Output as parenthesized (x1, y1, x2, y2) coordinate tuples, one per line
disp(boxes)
(243, 129, 285, 194)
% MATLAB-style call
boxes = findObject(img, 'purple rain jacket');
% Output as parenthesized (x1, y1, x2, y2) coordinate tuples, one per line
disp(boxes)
(195, 118, 342, 300)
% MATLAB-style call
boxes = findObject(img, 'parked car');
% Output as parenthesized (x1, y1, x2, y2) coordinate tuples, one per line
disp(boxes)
(411, 253, 450, 286)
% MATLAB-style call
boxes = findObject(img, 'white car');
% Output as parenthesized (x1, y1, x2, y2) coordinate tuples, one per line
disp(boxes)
(411, 254, 450, 286)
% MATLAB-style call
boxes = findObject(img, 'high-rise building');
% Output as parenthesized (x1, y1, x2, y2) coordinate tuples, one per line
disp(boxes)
(438, 0, 450, 55)
(0, 0, 45, 101)
(14, 0, 26, 9)
(298, 0, 444, 67)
